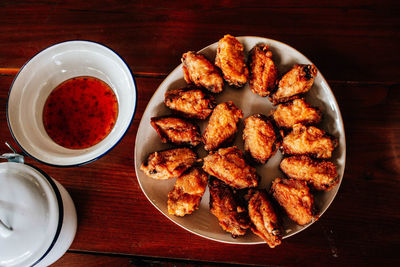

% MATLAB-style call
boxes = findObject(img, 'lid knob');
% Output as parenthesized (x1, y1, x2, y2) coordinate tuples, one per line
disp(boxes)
(0, 218, 12, 238)
(0, 142, 22, 238)
(0, 142, 24, 163)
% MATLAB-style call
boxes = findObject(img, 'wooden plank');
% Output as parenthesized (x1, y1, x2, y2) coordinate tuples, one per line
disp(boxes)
(51, 251, 244, 267)
(1, 75, 399, 266)
(0, 1, 399, 82)
(51, 252, 133, 267)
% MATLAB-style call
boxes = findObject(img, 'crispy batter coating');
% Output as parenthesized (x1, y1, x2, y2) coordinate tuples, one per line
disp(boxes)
(182, 51, 224, 93)
(209, 178, 250, 237)
(270, 178, 314, 225)
(215, 34, 249, 87)
(168, 167, 208, 216)
(273, 99, 322, 129)
(281, 123, 337, 159)
(243, 114, 280, 164)
(164, 87, 216, 120)
(140, 148, 197, 180)
(247, 189, 282, 248)
(248, 44, 278, 97)
(151, 116, 201, 147)
(280, 156, 338, 191)
(203, 101, 243, 151)
(203, 146, 258, 189)
(271, 64, 318, 105)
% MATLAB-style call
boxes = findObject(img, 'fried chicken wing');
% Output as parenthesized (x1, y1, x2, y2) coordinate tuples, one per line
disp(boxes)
(203, 101, 243, 151)
(182, 51, 224, 93)
(151, 116, 201, 147)
(203, 146, 258, 189)
(271, 64, 317, 105)
(248, 44, 278, 97)
(209, 177, 250, 237)
(243, 114, 280, 164)
(168, 167, 208, 216)
(140, 148, 197, 180)
(280, 156, 338, 191)
(247, 189, 282, 248)
(164, 87, 216, 120)
(281, 123, 337, 159)
(273, 99, 322, 129)
(215, 34, 249, 87)
(270, 178, 314, 225)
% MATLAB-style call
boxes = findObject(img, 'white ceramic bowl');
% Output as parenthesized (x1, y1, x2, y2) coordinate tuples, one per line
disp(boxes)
(7, 41, 137, 166)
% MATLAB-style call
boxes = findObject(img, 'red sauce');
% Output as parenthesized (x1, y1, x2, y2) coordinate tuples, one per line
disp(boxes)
(43, 76, 118, 149)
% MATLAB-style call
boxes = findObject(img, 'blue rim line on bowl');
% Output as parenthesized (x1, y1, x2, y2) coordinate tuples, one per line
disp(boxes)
(6, 40, 137, 167)
(26, 163, 64, 266)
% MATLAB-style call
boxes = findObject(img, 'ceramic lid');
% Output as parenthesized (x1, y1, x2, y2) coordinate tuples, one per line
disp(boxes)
(0, 162, 60, 267)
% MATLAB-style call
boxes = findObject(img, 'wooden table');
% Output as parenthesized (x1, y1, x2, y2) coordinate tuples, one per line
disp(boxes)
(1, 1, 399, 266)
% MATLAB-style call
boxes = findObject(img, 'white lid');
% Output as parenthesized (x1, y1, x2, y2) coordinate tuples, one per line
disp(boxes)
(0, 162, 60, 267)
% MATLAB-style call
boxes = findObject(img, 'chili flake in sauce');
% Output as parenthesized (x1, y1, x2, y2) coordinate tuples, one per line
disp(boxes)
(43, 76, 118, 149)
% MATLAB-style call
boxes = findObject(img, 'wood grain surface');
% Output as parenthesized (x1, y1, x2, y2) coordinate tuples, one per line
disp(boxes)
(0, 0, 399, 266)
(1, 1, 400, 82)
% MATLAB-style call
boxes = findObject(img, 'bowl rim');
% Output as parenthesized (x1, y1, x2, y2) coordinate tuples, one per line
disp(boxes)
(25, 163, 64, 266)
(6, 40, 137, 167)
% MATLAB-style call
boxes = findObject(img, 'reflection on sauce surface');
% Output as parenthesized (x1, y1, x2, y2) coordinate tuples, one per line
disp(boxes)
(43, 76, 118, 149)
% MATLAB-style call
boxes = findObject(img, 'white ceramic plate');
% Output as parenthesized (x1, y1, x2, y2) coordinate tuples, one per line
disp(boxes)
(134, 36, 346, 244)
(7, 41, 137, 166)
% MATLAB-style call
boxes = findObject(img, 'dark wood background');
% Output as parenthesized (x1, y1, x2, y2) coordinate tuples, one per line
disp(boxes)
(0, 1, 399, 266)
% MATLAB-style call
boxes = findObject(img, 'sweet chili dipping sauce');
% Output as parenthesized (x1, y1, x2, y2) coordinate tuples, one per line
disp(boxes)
(43, 76, 118, 149)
